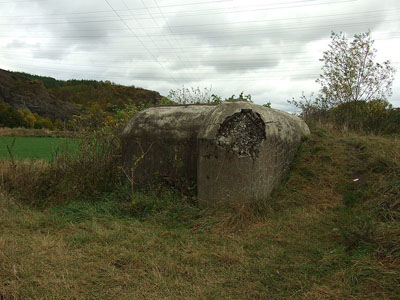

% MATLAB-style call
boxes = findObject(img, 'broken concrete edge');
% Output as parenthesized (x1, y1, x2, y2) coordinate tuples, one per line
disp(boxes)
(198, 101, 310, 142)
(215, 109, 266, 159)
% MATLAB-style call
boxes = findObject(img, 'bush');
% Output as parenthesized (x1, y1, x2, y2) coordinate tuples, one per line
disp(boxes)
(0, 104, 25, 128)
(0, 102, 146, 206)
(289, 96, 400, 134)
(329, 100, 400, 134)
(0, 127, 123, 206)
(0, 104, 55, 129)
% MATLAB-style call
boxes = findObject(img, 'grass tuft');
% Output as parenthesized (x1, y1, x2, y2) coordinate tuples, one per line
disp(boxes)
(1, 124, 399, 299)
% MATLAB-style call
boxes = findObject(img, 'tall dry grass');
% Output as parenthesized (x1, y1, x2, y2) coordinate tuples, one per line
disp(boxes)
(0, 160, 48, 203)
(0, 127, 75, 138)
(1, 125, 399, 299)
(1, 128, 123, 206)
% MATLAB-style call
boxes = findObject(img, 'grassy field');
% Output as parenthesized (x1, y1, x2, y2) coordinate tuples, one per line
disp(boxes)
(0, 136, 77, 160)
(0, 126, 399, 299)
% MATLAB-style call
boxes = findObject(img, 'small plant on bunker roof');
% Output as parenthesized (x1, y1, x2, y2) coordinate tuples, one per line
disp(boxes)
(225, 91, 252, 102)
(210, 94, 222, 104)
(263, 102, 272, 108)
(167, 86, 213, 104)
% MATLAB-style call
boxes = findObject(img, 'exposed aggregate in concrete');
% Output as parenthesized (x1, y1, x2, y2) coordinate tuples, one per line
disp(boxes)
(215, 109, 266, 159)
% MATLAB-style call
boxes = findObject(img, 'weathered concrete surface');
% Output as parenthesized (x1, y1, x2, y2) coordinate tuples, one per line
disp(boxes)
(197, 102, 309, 205)
(121, 105, 216, 191)
(121, 101, 309, 204)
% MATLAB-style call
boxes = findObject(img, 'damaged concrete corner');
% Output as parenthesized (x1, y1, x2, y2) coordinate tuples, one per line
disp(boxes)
(121, 101, 310, 206)
(215, 109, 266, 160)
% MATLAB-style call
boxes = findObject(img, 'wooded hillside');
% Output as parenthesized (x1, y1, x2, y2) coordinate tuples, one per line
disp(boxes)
(0, 69, 163, 129)
(13, 71, 162, 111)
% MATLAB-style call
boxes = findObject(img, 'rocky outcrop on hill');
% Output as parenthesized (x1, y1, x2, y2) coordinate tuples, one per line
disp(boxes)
(0, 69, 79, 120)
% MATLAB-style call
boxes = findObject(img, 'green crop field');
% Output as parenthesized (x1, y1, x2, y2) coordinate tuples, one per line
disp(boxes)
(0, 137, 77, 160)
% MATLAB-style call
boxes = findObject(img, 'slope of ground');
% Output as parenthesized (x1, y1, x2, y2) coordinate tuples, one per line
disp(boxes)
(0, 69, 78, 120)
(12, 71, 163, 110)
(0, 126, 399, 299)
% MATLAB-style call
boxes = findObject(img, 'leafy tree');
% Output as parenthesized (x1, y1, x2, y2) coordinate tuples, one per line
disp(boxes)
(289, 31, 397, 133)
(12, 71, 162, 112)
(0, 104, 57, 129)
(317, 31, 395, 106)
(0, 105, 25, 128)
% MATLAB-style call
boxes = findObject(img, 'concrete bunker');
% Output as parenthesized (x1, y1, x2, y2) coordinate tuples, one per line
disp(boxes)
(121, 101, 310, 205)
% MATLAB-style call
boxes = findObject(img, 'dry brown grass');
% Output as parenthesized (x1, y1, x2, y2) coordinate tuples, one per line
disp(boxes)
(0, 125, 399, 299)
(0, 190, 339, 300)
(1, 128, 121, 206)
(0, 127, 75, 137)
(0, 159, 48, 191)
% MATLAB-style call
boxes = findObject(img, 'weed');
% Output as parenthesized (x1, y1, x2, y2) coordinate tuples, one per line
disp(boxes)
(1, 128, 122, 206)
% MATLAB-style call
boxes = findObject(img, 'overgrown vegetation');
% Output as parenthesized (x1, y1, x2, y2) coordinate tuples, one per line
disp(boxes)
(1, 30, 398, 298)
(0, 103, 55, 129)
(289, 31, 398, 134)
(1, 76, 399, 298)
(1, 124, 399, 299)
(1, 121, 128, 207)
(12, 71, 162, 111)
(166, 86, 253, 105)
(1, 70, 163, 131)
(290, 94, 400, 134)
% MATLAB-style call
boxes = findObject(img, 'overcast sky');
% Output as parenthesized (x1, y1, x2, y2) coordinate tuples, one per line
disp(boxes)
(0, 0, 399, 111)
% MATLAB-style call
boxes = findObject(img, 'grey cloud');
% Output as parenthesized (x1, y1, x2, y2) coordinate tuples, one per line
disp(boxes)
(6, 40, 28, 49)
(168, 45, 282, 73)
(164, 0, 390, 47)
(0, 0, 398, 111)
(31, 46, 71, 60)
